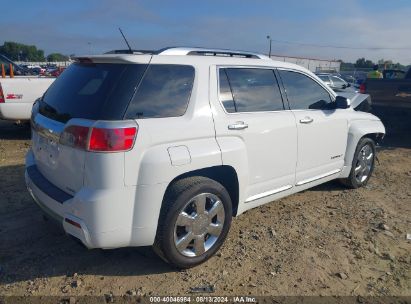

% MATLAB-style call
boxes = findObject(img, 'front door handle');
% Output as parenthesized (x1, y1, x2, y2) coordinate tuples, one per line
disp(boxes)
(228, 121, 248, 130)
(299, 117, 314, 124)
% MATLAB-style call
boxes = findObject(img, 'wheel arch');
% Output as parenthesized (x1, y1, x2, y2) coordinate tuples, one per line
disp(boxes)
(362, 132, 385, 143)
(341, 119, 385, 178)
(162, 165, 240, 216)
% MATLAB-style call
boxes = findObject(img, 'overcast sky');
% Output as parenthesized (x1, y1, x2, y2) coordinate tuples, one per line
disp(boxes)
(1, 0, 411, 64)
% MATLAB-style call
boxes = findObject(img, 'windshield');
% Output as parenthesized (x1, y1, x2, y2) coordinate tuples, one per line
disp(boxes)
(331, 76, 346, 85)
(318, 75, 329, 82)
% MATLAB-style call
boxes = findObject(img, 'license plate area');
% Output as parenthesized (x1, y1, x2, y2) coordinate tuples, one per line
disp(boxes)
(33, 131, 60, 167)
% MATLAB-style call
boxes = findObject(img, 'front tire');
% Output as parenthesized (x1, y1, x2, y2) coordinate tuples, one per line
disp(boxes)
(154, 177, 232, 268)
(340, 137, 376, 188)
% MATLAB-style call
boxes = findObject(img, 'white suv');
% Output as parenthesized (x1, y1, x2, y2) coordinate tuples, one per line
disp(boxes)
(25, 47, 385, 268)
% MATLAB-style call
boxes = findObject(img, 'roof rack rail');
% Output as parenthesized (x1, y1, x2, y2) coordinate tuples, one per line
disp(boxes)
(157, 47, 270, 59)
(104, 49, 154, 55)
(187, 50, 259, 58)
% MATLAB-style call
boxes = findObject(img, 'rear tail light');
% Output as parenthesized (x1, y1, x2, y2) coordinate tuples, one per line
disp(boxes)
(359, 83, 366, 94)
(59, 125, 137, 152)
(89, 127, 136, 152)
(0, 83, 4, 103)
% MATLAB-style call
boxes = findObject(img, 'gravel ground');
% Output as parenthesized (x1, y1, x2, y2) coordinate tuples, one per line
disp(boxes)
(0, 107, 410, 299)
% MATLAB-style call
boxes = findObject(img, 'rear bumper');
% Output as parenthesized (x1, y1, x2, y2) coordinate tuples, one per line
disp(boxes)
(25, 168, 94, 248)
(25, 149, 167, 249)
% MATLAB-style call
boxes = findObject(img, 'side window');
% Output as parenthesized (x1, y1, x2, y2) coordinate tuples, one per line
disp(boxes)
(279, 70, 333, 110)
(125, 64, 194, 119)
(219, 68, 284, 112)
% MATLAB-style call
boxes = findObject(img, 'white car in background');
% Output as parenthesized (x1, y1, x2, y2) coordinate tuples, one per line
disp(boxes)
(25, 47, 385, 268)
(317, 73, 350, 91)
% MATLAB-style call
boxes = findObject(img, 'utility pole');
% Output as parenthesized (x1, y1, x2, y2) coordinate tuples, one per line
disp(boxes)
(266, 35, 272, 58)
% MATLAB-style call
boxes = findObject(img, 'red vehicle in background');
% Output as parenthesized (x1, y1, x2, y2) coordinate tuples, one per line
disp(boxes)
(50, 67, 66, 77)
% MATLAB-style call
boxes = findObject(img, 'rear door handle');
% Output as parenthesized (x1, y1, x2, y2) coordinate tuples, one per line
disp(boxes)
(228, 121, 248, 130)
(299, 117, 314, 124)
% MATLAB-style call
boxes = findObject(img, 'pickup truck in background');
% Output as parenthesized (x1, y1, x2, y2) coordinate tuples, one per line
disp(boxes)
(0, 54, 55, 121)
(0, 77, 54, 121)
(361, 68, 411, 109)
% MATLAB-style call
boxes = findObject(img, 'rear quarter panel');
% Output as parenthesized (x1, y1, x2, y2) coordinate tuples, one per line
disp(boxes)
(123, 58, 222, 187)
(122, 58, 223, 243)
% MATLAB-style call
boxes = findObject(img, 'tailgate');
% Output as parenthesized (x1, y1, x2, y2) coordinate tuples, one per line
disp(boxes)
(31, 114, 86, 195)
(29, 60, 150, 195)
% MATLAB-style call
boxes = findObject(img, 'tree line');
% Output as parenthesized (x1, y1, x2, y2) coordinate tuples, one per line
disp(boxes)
(340, 58, 408, 71)
(0, 41, 69, 62)
(1, 41, 409, 69)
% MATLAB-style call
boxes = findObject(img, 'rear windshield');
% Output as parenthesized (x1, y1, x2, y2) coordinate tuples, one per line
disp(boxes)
(39, 63, 147, 123)
(39, 62, 195, 122)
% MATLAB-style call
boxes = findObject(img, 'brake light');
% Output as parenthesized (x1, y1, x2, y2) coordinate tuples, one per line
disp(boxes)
(59, 125, 137, 152)
(89, 127, 137, 152)
(0, 83, 4, 103)
(359, 83, 366, 94)
(75, 57, 94, 64)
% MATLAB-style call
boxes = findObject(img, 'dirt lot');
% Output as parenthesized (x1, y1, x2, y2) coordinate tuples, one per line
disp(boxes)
(0, 107, 410, 300)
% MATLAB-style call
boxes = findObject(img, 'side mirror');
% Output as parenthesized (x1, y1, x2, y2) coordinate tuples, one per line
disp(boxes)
(335, 96, 350, 109)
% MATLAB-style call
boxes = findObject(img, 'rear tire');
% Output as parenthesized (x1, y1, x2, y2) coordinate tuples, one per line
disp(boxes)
(154, 177, 232, 268)
(340, 137, 376, 188)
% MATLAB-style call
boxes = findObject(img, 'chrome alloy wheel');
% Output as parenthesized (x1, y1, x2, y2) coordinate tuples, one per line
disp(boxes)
(173, 193, 225, 257)
(354, 144, 374, 183)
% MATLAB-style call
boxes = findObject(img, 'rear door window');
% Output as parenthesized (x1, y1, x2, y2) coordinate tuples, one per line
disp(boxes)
(39, 63, 147, 123)
(124, 64, 194, 119)
(219, 68, 284, 112)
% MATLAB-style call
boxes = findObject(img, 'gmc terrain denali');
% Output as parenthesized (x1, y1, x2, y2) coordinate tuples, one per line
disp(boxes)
(25, 47, 385, 268)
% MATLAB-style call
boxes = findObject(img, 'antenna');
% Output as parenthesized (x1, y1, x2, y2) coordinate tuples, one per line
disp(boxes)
(118, 27, 132, 53)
